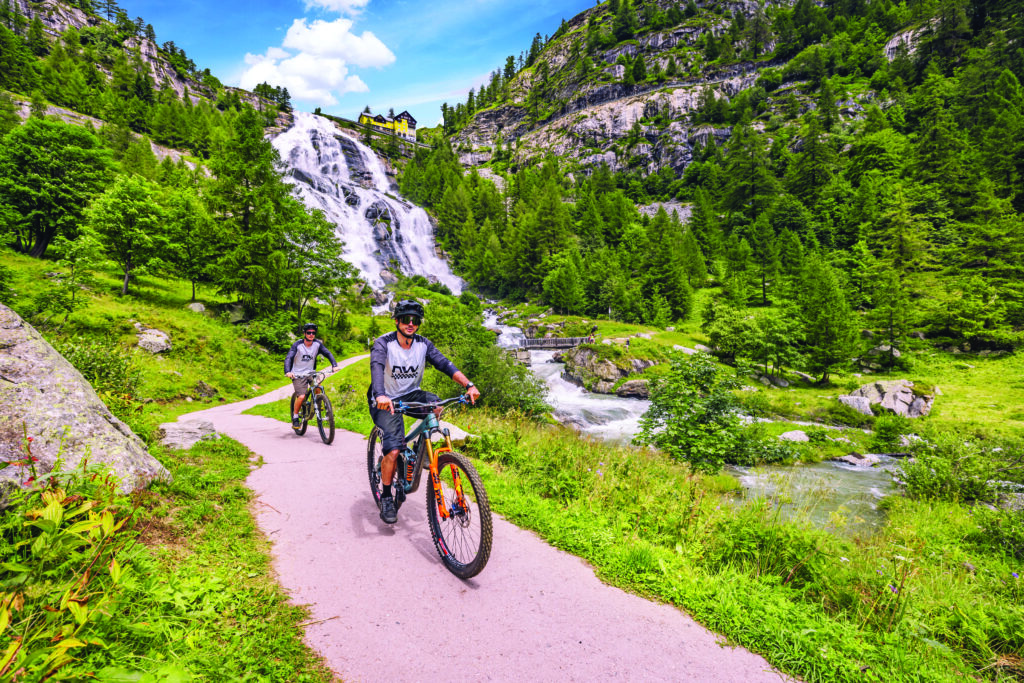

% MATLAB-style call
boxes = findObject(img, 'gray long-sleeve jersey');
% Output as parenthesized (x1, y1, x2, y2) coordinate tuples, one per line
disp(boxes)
(369, 331, 459, 398)
(284, 338, 337, 375)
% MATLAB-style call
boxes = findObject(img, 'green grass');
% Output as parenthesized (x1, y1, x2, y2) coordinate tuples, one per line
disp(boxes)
(0, 437, 334, 680)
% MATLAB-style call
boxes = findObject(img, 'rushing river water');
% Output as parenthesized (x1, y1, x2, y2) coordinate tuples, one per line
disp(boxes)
(487, 312, 894, 529)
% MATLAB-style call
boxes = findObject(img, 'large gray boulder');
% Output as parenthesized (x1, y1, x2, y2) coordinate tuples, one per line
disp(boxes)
(838, 395, 874, 416)
(157, 420, 218, 450)
(616, 379, 651, 399)
(844, 379, 934, 418)
(0, 305, 170, 492)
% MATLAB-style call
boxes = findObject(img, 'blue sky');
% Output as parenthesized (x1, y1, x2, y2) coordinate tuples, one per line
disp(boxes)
(120, 0, 595, 126)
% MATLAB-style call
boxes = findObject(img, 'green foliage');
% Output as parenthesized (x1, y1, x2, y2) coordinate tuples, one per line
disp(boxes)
(54, 334, 140, 396)
(897, 434, 1001, 503)
(871, 414, 911, 451)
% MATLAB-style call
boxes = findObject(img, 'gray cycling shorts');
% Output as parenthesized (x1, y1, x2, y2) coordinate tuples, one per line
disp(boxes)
(291, 375, 315, 396)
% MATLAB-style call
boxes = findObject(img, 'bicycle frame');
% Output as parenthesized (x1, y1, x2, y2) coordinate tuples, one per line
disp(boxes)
(296, 372, 327, 420)
(394, 397, 469, 521)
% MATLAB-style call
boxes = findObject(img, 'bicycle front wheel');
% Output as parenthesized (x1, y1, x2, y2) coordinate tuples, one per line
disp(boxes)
(289, 394, 308, 435)
(315, 393, 335, 444)
(426, 452, 492, 579)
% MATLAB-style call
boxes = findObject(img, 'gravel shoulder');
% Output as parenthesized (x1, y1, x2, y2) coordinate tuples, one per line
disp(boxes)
(183, 355, 787, 682)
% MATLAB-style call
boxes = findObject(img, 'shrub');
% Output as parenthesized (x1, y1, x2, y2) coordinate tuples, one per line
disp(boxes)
(974, 506, 1024, 559)
(897, 434, 999, 503)
(244, 312, 296, 352)
(55, 335, 140, 396)
(871, 414, 911, 451)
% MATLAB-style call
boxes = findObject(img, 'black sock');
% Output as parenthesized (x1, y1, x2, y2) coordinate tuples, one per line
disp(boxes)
(382, 484, 392, 498)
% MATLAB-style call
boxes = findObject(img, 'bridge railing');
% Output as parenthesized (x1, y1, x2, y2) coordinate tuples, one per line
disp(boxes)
(520, 337, 590, 350)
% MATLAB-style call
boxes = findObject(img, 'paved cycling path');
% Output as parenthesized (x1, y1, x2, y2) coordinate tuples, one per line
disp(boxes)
(182, 355, 785, 682)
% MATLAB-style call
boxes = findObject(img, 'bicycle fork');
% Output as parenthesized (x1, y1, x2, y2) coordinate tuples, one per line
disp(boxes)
(428, 435, 468, 521)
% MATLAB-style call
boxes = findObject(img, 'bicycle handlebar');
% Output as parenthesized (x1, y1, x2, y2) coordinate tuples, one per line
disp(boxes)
(392, 394, 470, 415)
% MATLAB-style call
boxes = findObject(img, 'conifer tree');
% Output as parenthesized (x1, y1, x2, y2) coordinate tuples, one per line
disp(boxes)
(799, 254, 857, 383)
(748, 213, 779, 305)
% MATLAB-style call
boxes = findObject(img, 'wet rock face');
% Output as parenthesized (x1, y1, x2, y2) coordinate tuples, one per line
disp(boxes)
(562, 347, 658, 393)
(0, 305, 170, 493)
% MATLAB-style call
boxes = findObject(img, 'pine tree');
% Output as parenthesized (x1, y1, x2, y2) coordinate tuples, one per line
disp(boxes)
(724, 115, 779, 222)
(748, 213, 779, 305)
(787, 115, 835, 206)
(800, 254, 857, 383)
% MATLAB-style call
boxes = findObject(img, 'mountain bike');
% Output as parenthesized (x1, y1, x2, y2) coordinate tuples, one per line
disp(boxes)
(290, 371, 335, 444)
(367, 395, 492, 579)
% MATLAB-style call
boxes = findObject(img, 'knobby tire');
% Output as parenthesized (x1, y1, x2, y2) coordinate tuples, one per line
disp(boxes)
(426, 452, 492, 579)
(315, 393, 335, 444)
(289, 394, 308, 436)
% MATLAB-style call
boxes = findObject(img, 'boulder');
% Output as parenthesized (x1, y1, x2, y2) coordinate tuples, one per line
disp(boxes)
(838, 395, 874, 416)
(846, 379, 934, 418)
(832, 452, 881, 467)
(185, 302, 206, 313)
(616, 379, 651, 399)
(694, 344, 713, 353)
(157, 420, 218, 450)
(778, 430, 809, 442)
(0, 304, 170, 493)
(135, 323, 172, 353)
(868, 344, 902, 358)
(195, 381, 218, 398)
(595, 380, 617, 394)
(673, 345, 697, 355)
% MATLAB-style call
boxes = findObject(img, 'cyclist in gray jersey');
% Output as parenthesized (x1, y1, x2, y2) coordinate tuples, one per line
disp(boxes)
(368, 299, 480, 524)
(285, 322, 338, 428)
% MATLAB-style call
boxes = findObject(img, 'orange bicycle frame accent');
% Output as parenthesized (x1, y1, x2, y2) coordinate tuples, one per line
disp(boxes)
(426, 431, 469, 521)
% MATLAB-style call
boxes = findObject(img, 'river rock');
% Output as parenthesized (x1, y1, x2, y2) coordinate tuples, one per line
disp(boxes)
(778, 430, 809, 442)
(595, 380, 617, 393)
(157, 419, 218, 450)
(0, 304, 170, 493)
(833, 452, 881, 467)
(616, 379, 651, 399)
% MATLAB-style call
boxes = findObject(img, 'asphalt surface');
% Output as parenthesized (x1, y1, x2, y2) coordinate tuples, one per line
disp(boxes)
(184, 355, 785, 682)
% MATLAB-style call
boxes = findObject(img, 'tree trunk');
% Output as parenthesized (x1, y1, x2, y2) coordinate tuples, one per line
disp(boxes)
(191, 280, 196, 302)
(121, 255, 132, 296)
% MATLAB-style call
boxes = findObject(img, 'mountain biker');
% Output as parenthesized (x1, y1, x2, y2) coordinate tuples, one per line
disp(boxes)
(285, 322, 339, 428)
(368, 299, 480, 524)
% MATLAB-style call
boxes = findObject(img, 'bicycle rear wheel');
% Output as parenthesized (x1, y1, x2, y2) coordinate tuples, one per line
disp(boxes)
(367, 427, 388, 509)
(289, 394, 308, 435)
(426, 452, 492, 579)
(315, 393, 335, 444)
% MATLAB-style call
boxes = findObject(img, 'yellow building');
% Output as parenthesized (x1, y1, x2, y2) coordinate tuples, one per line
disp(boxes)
(357, 110, 417, 141)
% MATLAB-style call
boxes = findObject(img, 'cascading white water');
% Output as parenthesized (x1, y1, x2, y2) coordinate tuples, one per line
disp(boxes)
(272, 111, 463, 294)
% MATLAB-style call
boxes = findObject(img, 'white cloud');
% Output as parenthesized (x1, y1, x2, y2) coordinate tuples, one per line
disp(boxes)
(303, 0, 370, 15)
(238, 15, 391, 107)
(240, 49, 368, 106)
(283, 18, 395, 67)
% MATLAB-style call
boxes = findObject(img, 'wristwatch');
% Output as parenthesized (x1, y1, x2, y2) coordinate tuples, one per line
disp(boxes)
(465, 382, 475, 389)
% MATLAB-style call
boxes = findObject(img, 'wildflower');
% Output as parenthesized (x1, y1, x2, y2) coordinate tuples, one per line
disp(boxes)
(888, 585, 898, 594)
(877, 569, 883, 575)
(1014, 573, 1019, 579)
(597, 470, 603, 477)
(840, 557, 849, 563)
(27, 436, 33, 442)
(23, 477, 35, 486)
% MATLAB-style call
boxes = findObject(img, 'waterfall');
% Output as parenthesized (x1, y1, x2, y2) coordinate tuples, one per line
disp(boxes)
(272, 111, 463, 294)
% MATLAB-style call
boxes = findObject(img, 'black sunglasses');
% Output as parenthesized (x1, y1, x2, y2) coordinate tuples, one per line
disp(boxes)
(397, 315, 421, 326)
(304, 330, 316, 335)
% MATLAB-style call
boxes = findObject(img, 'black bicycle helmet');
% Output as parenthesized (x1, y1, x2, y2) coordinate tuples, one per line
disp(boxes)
(302, 322, 318, 332)
(393, 299, 424, 319)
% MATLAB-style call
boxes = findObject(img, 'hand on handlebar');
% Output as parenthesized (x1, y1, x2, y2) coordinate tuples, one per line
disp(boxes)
(376, 395, 394, 414)
(286, 372, 295, 379)
(465, 385, 481, 405)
